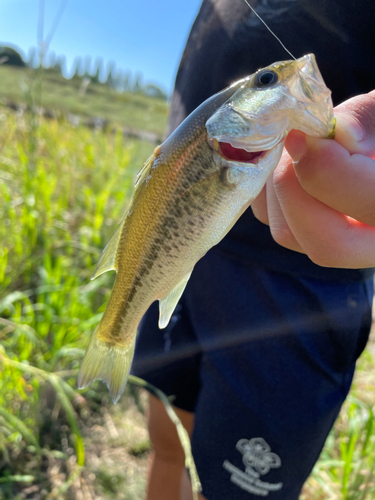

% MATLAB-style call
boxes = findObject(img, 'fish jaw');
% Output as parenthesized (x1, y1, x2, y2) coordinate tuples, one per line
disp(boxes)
(205, 95, 291, 152)
(211, 138, 286, 201)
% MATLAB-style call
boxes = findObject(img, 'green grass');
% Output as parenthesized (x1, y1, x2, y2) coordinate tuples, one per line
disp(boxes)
(0, 94, 374, 499)
(302, 342, 375, 499)
(341, 353, 375, 496)
(0, 105, 154, 499)
(0, 65, 168, 135)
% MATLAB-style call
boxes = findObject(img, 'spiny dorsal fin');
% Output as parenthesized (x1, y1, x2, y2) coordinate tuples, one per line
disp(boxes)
(91, 219, 125, 280)
(158, 271, 192, 328)
(134, 145, 161, 188)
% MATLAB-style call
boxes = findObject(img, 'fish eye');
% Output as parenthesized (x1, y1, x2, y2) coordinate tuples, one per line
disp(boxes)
(254, 69, 278, 87)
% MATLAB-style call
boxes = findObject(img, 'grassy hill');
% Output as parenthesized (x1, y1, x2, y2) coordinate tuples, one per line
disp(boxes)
(0, 65, 169, 137)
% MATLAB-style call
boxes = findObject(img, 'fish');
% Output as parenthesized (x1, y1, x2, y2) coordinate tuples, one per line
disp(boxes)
(78, 53, 335, 403)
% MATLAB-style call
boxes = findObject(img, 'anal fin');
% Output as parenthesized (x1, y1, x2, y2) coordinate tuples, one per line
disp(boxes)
(158, 271, 192, 329)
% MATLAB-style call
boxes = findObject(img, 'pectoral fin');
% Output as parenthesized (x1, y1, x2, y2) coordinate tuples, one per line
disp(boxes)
(158, 271, 192, 328)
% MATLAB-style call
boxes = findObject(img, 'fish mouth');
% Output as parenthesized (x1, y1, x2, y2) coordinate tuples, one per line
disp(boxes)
(209, 131, 287, 166)
(217, 141, 266, 164)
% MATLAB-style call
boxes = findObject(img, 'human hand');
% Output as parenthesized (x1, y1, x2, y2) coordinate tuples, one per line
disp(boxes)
(251, 90, 375, 269)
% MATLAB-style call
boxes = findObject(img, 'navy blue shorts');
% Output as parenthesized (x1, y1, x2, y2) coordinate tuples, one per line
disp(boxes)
(132, 244, 373, 500)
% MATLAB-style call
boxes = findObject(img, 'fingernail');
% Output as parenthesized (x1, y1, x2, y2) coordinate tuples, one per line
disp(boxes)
(335, 113, 365, 146)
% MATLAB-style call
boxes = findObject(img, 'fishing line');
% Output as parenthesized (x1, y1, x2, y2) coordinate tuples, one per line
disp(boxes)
(242, 0, 296, 60)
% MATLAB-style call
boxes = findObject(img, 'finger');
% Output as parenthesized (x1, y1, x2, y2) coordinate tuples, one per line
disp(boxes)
(334, 90, 375, 155)
(251, 184, 269, 225)
(273, 159, 375, 268)
(286, 92, 375, 226)
(285, 132, 375, 227)
(266, 158, 305, 253)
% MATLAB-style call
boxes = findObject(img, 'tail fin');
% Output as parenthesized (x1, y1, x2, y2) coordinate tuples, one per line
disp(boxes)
(77, 327, 136, 403)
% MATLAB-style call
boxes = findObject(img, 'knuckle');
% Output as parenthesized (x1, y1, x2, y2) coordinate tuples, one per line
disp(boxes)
(251, 206, 269, 225)
(353, 202, 375, 227)
(270, 223, 296, 249)
(339, 92, 375, 151)
(296, 142, 344, 194)
(307, 251, 336, 268)
(357, 95, 375, 148)
(305, 240, 338, 267)
(305, 233, 351, 268)
(272, 166, 290, 190)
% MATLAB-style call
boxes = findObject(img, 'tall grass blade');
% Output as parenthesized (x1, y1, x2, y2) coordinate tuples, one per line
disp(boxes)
(48, 375, 85, 466)
(0, 406, 41, 452)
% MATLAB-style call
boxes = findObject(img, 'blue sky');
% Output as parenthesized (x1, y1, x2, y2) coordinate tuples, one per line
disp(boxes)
(0, 0, 203, 93)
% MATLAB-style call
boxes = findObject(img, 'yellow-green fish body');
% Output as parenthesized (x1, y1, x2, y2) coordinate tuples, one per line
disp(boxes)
(78, 54, 335, 402)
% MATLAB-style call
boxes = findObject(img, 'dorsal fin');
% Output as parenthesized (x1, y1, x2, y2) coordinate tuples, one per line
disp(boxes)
(158, 271, 192, 328)
(135, 145, 161, 188)
(91, 219, 125, 280)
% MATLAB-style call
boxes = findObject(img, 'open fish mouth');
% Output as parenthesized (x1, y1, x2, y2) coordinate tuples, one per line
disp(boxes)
(217, 141, 266, 164)
(209, 136, 284, 165)
(208, 130, 287, 166)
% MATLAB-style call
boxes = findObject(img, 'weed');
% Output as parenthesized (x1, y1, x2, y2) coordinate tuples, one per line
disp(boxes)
(0, 107, 154, 498)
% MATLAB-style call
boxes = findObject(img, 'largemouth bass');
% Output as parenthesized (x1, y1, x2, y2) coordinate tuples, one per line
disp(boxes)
(78, 54, 335, 402)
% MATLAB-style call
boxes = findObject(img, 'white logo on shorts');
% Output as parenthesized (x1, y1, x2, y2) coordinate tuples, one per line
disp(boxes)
(223, 437, 283, 497)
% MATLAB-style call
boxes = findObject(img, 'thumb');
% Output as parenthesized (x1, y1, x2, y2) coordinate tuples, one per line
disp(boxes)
(334, 90, 375, 155)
